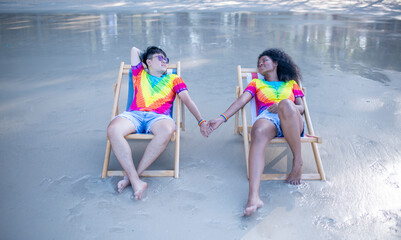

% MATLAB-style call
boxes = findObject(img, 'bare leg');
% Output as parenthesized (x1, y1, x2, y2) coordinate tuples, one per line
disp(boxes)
(107, 117, 147, 199)
(136, 119, 175, 175)
(278, 99, 304, 185)
(244, 119, 276, 216)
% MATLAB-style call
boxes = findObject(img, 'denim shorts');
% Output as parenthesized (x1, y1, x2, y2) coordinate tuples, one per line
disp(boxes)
(255, 110, 305, 137)
(115, 111, 175, 134)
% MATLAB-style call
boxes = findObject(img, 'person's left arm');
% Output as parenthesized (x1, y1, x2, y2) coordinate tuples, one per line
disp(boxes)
(293, 80, 304, 115)
(177, 90, 211, 137)
(294, 97, 304, 115)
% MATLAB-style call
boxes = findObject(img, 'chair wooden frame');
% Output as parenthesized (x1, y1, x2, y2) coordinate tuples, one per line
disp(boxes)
(234, 65, 326, 181)
(102, 61, 185, 179)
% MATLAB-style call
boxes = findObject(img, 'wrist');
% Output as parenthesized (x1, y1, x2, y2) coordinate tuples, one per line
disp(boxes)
(220, 114, 228, 122)
(198, 119, 206, 127)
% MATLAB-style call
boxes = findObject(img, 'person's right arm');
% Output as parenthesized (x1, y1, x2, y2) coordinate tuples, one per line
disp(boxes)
(209, 91, 253, 130)
(131, 47, 141, 66)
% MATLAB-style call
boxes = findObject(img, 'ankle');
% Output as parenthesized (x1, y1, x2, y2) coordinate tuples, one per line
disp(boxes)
(248, 192, 261, 202)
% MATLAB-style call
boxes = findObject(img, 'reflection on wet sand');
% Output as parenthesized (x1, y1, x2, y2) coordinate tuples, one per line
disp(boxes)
(1, 12, 400, 79)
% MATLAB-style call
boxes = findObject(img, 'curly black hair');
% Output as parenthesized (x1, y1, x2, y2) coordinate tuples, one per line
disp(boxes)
(257, 48, 302, 83)
(141, 46, 167, 68)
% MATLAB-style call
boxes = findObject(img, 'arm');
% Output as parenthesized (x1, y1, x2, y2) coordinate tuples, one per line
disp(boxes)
(267, 97, 304, 114)
(178, 90, 210, 137)
(209, 91, 253, 130)
(178, 90, 203, 122)
(294, 97, 304, 115)
(131, 47, 141, 66)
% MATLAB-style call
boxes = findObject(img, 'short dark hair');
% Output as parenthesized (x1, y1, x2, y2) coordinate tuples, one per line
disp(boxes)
(258, 48, 302, 83)
(141, 46, 167, 68)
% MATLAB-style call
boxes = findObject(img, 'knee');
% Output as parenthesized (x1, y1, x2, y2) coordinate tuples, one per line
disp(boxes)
(278, 99, 297, 118)
(107, 122, 121, 139)
(251, 124, 270, 140)
(154, 124, 175, 141)
(164, 125, 175, 138)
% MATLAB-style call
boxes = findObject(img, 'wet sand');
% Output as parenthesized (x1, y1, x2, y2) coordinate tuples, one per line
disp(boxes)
(0, 1, 401, 239)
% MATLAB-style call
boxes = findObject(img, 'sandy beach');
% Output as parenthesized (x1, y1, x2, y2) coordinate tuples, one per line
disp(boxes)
(0, 1, 401, 239)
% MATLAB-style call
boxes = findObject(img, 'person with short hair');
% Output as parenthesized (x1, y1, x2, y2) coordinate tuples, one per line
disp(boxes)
(107, 46, 211, 200)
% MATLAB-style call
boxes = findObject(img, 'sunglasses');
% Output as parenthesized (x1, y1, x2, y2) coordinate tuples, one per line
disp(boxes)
(151, 54, 169, 63)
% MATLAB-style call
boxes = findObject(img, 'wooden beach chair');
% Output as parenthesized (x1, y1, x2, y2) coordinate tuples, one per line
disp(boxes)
(102, 62, 185, 179)
(234, 66, 325, 181)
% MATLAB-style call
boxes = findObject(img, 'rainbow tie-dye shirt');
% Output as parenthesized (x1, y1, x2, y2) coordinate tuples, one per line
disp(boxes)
(244, 78, 304, 115)
(128, 63, 188, 115)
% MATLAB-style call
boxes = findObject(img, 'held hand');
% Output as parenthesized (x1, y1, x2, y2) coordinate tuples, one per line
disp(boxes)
(209, 117, 225, 131)
(267, 103, 278, 113)
(200, 121, 212, 138)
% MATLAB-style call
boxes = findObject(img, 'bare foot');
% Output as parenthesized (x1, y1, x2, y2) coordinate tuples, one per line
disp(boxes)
(243, 198, 264, 216)
(117, 175, 130, 193)
(285, 158, 303, 185)
(132, 180, 148, 200)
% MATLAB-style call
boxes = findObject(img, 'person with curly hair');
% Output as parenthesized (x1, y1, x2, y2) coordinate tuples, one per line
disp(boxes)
(209, 48, 305, 216)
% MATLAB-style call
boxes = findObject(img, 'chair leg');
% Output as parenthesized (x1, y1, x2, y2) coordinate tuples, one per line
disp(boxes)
(241, 107, 250, 179)
(244, 134, 250, 179)
(311, 142, 326, 181)
(174, 131, 180, 178)
(234, 112, 239, 134)
(234, 86, 240, 135)
(102, 140, 112, 178)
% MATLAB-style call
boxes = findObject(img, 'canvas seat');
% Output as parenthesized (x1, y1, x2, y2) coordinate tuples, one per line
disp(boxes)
(234, 66, 325, 181)
(102, 62, 185, 179)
